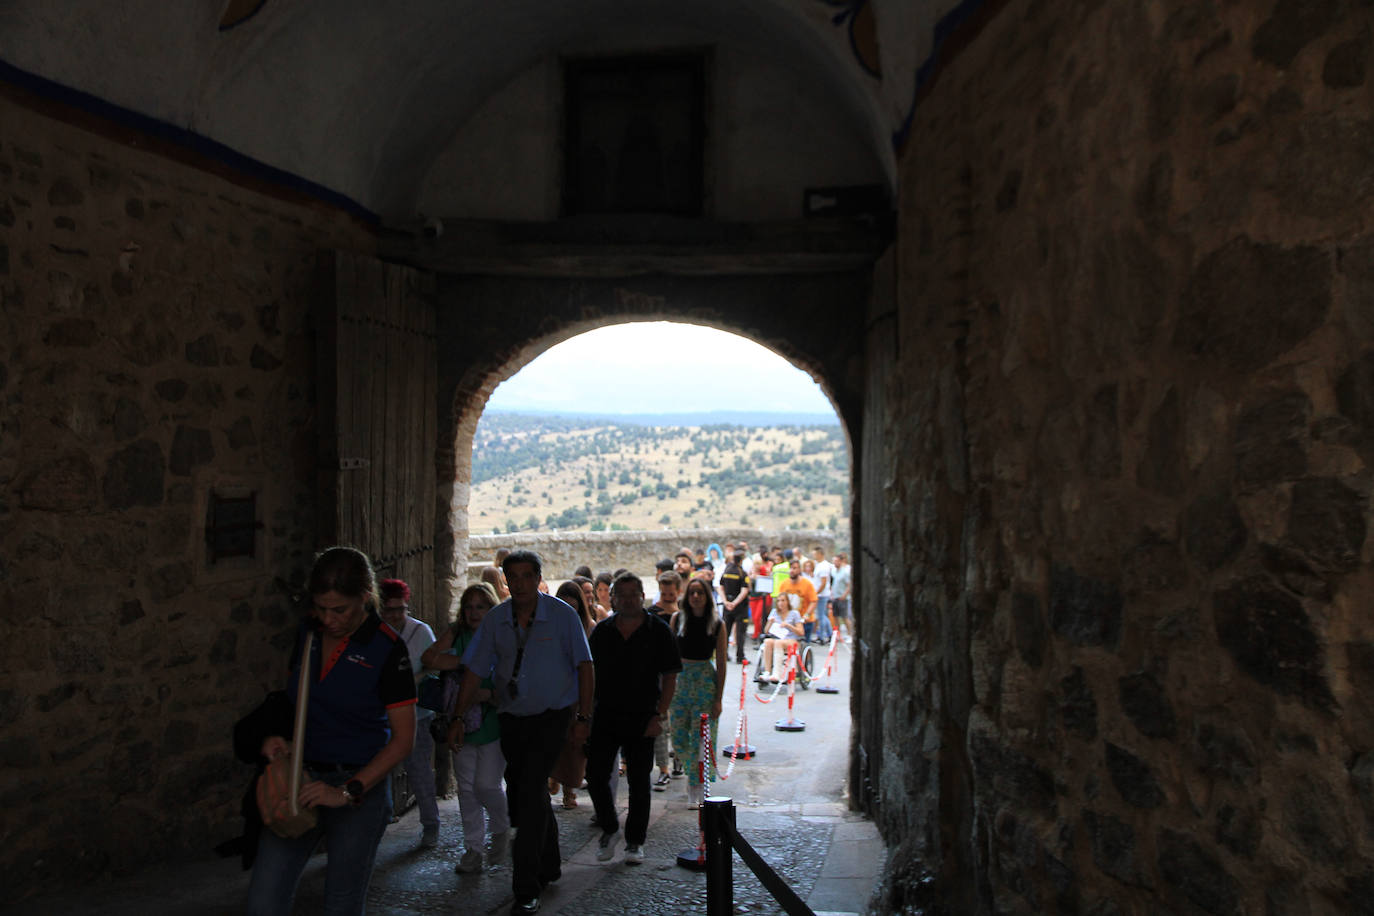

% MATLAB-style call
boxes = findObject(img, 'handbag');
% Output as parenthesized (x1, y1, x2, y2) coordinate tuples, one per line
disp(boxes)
(256, 630, 318, 839)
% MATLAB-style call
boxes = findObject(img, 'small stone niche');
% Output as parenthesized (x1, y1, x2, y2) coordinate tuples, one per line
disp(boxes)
(205, 486, 262, 564)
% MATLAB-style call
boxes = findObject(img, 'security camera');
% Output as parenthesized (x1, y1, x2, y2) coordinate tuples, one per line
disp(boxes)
(422, 216, 444, 239)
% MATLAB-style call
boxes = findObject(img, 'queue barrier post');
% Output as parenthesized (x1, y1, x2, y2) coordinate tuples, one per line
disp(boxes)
(704, 795, 816, 916)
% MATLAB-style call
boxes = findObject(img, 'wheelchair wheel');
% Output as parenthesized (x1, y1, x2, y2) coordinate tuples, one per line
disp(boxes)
(797, 645, 816, 689)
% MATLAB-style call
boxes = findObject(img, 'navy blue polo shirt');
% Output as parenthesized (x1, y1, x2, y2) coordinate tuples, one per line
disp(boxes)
(286, 613, 416, 765)
(587, 612, 682, 718)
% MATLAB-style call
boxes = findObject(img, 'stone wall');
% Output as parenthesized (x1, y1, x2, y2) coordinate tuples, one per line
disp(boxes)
(862, 0, 1374, 913)
(0, 96, 373, 893)
(467, 527, 835, 586)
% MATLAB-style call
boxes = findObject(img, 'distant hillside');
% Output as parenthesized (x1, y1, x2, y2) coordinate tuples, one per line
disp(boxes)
(489, 409, 840, 427)
(468, 411, 850, 540)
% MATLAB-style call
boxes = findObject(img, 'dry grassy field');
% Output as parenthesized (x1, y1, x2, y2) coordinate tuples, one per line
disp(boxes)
(467, 415, 850, 542)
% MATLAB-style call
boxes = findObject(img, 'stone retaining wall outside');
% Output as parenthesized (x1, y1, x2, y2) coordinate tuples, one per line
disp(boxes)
(467, 527, 836, 583)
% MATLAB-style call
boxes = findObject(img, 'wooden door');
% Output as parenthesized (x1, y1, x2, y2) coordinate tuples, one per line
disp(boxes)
(316, 250, 438, 626)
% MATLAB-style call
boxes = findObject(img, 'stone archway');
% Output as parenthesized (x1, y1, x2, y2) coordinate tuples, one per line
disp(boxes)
(428, 270, 876, 621)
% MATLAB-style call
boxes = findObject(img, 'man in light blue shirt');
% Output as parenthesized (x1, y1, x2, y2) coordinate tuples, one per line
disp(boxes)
(451, 550, 593, 915)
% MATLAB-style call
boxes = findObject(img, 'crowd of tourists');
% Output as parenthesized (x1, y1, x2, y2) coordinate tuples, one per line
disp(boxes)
(240, 540, 851, 915)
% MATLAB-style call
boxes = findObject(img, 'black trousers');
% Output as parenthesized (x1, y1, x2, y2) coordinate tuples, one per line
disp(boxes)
(723, 605, 750, 662)
(585, 710, 656, 846)
(498, 707, 571, 898)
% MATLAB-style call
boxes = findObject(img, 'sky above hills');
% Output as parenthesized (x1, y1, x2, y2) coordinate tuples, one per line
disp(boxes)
(486, 322, 835, 416)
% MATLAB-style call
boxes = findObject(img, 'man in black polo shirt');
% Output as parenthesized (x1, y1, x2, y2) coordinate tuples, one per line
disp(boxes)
(586, 572, 682, 866)
(719, 547, 750, 663)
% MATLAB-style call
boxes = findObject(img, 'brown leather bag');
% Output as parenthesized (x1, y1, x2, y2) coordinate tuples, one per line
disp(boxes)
(256, 631, 318, 839)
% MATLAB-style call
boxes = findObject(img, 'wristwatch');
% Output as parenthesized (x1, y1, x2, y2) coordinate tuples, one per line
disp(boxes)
(341, 779, 365, 806)
(575, 713, 591, 723)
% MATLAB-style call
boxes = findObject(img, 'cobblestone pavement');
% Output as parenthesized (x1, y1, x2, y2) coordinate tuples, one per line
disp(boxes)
(13, 642, 884, 915)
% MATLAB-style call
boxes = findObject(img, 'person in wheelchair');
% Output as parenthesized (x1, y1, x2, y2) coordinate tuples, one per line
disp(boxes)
(759, 596, 805, 683)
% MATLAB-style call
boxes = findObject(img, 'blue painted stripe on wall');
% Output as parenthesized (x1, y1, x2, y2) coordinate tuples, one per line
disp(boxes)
(892, 0, 996, 150)
(0, 57, 379, 224)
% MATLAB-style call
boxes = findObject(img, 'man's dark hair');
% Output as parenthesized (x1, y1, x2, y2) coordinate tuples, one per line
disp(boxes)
(594, 571, 614, 588)
(611, 571, 644, 598)
(657, 570, 683, 588)
(573, 564, 593, 579)
(502, 548, 542, 578)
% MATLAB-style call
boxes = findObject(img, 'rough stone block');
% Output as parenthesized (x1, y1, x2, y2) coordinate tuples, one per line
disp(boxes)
(1118, 671, 1177, 739)
(1139, 387, 1184, 494)
(1191, 719, 1259, 787)
(169, 425, 214, 476)
(1060, 667, 1098, 739)
(46, 177, 84, 207)
(1175, 238, 1330, 374)
(1336, 352, 1374, 456)
(1184, 488, 1246, 571)
(208, 629, 237, 664)
(1234, 391, 1310, 490)
(1105, 742, 1164, 809)
(0, 736, 42, 768)
(123, 320, 174, 366)
(971, 732, 1057, 815)
(1012, 591, 1046, 669)
(154, 378, 188, 402)
(1258, 543, 1330, 600)
(1285, 477, 1366, 573)
(1212, 575, 1334, 710)
(1324, 34, 1370, 88)
(226, 416, 256, 449)
(1083, 809, 1145, 887)
(250, 344, 281, 370)
(162, 720, 199, 755)
(184, 333, 220, 367)
(1251, 0, 1339, 69)
(43, 318, 100, 347)
(1286, 114, 1374, 213)
(1049, 565, 1122, 648)
(103, 440, 165, 508)
(1157, 828, 1240, 914)
(149, 561, 192, 601)
(1283, 773, 1349, 866)
(35, 683, 77, 713)
(112, 397, 145, 440)
(20, 453, 97, 511)
(118, 599, 145, 625)
(1215, 803, 1260, 858)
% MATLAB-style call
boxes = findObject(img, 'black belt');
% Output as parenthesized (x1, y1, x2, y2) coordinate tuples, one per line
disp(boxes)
(304, 760, 365, 771)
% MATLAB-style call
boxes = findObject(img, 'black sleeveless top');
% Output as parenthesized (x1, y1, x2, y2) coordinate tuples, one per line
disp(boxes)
(677, 611, 717, 661)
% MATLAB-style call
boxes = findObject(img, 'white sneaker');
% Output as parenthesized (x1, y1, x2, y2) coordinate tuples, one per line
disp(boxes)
(488, 830, 510, 861)
(596, 829, 620, 862)
(624, 844, 644, 865)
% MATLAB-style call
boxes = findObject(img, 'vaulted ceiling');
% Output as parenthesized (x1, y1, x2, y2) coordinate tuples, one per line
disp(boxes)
(1, 0, 957, 216)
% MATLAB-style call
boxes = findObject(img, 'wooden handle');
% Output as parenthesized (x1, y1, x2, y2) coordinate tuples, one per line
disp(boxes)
(288, 631, 314, 816)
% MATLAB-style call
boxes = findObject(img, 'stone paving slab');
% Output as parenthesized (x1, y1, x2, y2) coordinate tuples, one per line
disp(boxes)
(7, 792, 883, 916)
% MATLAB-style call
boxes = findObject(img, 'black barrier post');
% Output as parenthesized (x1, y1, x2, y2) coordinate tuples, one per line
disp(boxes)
(704, 796, 734, 916)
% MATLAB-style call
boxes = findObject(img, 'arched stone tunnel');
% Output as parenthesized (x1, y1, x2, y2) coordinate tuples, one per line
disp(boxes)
(1, 1, 1371, 913)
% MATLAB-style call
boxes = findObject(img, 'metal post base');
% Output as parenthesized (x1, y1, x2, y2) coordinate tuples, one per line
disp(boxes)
(722, 744, 756, 759)
(774, 718, 806, 731)
(677, 848, 707, 870)
(815, 685, 840, 694)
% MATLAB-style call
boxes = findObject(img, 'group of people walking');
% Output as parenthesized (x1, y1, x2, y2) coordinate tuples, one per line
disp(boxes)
(241, 540, 850, 915)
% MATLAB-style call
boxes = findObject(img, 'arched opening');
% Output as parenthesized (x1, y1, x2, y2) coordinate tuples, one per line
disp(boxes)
(446, 317, 855, 591)
(430, 272, 874, 625)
